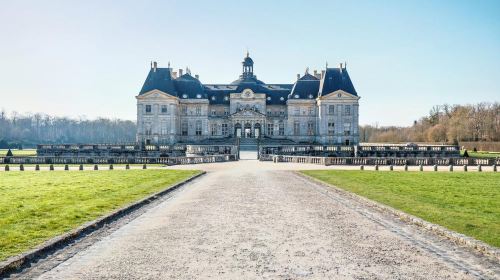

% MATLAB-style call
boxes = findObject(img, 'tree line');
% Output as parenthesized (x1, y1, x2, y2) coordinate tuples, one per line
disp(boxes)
(0, 110, 136, 148)
(360, 102, 500, 144)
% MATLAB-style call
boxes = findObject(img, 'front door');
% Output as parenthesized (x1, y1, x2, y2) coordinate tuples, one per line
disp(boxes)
(244, 128, 251, 138)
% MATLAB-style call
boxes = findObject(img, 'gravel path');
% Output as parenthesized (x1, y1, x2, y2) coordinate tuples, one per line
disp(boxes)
(16, 157, 499, 279)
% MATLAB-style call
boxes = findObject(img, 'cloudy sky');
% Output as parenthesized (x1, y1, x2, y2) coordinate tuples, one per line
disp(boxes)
(1, 0, 499, 125)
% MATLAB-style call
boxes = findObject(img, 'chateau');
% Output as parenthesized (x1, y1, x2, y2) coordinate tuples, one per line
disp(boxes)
(136, 53, 360, 145)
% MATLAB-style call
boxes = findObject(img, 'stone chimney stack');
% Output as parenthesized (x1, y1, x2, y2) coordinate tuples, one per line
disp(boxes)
(172, 71, 177, 79)
(321, 70, 325, 79)
(339, 63, 343, 73)
(297, 74, 300, 80)
(195, 74, 199, 80)
(314, 70, 321, 79)
(179, 69, 183, 76)
(153, 61, 157, 72)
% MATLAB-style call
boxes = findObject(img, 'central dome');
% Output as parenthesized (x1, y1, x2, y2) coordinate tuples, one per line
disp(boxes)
(242, 51, 254, 66)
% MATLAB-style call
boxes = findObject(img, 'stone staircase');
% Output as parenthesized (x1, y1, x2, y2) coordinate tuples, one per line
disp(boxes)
(239, 137, 258, 151)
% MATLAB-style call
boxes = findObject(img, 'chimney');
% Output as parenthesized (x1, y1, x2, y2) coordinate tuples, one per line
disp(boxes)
(179, 68, 183, 76)
(314, 70, 321, 79)
(297, 74, 300, 80)
(321, 70, 325, 79)
(344, 61, 347, 69)
(339, 63, 343, 73)
(172, 71, 177, 79)
(153, 61, 157, 72)
(195, 74, 199, 80)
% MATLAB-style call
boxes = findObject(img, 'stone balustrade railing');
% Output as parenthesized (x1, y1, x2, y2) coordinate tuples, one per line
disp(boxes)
(0, 155, 236, 165)
(269, 155, 499, 166)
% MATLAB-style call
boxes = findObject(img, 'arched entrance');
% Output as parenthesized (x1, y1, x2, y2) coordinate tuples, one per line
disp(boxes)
(244, 123, 252, 138)
(254, 123, 261, 138)
(234, 123, 242, 138)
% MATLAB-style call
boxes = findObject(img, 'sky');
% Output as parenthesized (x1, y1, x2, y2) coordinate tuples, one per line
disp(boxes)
(0, 0, 499, 126)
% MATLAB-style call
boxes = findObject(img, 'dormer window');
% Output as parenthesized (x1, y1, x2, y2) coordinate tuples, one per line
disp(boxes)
(308, 94, 313, 99)
(267, 97, 271, 101)
(211, 96, 216, 101)
(182, 94, 188, 98)
(280, 97, 284, 101)
(224, 96, 229, 101)
(294, 94, 299, 99)
(196, 94, 202, 99)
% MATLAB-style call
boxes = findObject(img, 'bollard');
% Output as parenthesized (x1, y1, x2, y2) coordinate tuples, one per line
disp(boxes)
(360, 165, 364, 171)
(449, 165, 453, 172)
(20, 164, 24, 171)
(79, 164, 84, 171)
(494, 164, 497, 172)
(94, 164, 98, 170)
(35, 164, 40, 171)
(109, 164, 113, 170)
(389, 165, 393, 171)
(374, 164, 379, 171)
(126, 164, 130, 170)
(50, 164, 54, 171)
(463, 165, 468, 172)
(478, 165, 482, 172)
(5, 165, 9, 171)
(64, 164, 69, 171)
(143, 164, 147, 169)
(419, 164, 423, 172)
(433, 164, 438, 172)
(404, 164, 408, 171)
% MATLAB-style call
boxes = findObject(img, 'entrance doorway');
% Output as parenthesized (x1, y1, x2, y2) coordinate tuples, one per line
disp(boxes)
(235, 123, 242, 138)
(244, 123, 252, 138)
(254, 123, 261, 138)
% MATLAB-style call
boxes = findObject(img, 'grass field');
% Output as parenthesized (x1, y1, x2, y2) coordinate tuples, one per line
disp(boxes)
(0, 149, 37, 156)
(301, 170, 500, 247)
(460, 150, 499, 159)
(0, 169, 200, 261)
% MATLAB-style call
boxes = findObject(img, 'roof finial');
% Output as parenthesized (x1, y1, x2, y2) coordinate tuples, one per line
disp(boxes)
(305, 67, 309, 75)
(246, 49, 249, 57)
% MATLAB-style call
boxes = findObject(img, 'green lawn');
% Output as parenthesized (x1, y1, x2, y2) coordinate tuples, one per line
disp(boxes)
(0, 149, 37, 156)
(461, 150, 499, 159)
(301, 170, 500, 247)
(0, 169, 200, 261)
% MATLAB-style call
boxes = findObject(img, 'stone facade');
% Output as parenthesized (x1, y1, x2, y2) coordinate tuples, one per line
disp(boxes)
(136, 54, 360, 145)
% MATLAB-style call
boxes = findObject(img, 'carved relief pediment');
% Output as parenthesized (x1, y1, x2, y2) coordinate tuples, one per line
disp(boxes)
(231, 109, 266, 118)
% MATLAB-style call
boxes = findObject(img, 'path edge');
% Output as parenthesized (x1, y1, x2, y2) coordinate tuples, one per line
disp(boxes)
(294, 171, 500, 263)
(0, 170, 206, 277)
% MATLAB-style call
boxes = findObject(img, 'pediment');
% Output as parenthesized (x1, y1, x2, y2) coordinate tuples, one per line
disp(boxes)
(136, 89, 178, 100)
(321, 90, 359, 100)
(231, 109, 266, 118)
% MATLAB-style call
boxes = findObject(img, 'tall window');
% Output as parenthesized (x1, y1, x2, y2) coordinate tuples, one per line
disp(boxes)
(345, 105, 351, 116)
(181, 121, 188, 136)
(221, 123, 228, 136)
(307, 121, 314, 135)
(160, 121, 168, 134)
(161, 105, 168, 114)
(181, 105, 187, 115)
(328, 105, 334, 115)
(278, 122, 285, 136)
(211, 110, 217, 116)
(294, 107, 300, 115)
(211, 123, 217, 136)
(308, 107, 314, 115)
(224, 108, 229, 115)
(145, 123, 152, 135)
(344, 123, 351, 136)
(294, 121, 300, 135)
(267, 123, 274, 136)
(195, 120, 202, 136)
(196, 106, 201, 115)
(328, 122, 335, 135)
(145, 105, 152, 113)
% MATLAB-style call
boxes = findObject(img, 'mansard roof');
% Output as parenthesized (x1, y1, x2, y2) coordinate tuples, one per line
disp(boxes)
(289, 73, 320, 100)
(174, 73, 207, 99)
(319, 67, 357, 96)
(139, 68, 177, 96)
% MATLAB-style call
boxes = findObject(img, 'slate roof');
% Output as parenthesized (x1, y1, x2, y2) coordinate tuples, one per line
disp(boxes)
(319, 68, 357, 96)
(289, 73, 320, 100)
(139, 68, 177, 96)
(174, 74, 207, 99)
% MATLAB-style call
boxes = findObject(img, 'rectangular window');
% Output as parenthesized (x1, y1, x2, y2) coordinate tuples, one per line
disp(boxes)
(181, 105, 187, 115)
(160, 121, 167, 134)
(280, 111, 285, 116)
(294, 121, 300, 135)
(145, 105, 152, 113)
(145, 122, 152, 135)
(344, 123, 351, 136)
(307, 121, 314, 136)
(279, 122, 285, 136)
(196, 106, 201, 116)
(211, 123, 217, 136)
(328, 122, 335, 135)
(181, 122, 188, 136)
(195, 120, 202, 136)
(267, 123, 274, 136)
(309, 107, 314, 115)
(345, 105, 351, 116)
(211, 110, 217, 116)
(267, 111, 272, 116)
(328, 105, 334, 115)
(224, 108, 229, 116)
(221, 123, 228, 136)
(161, 105, 168, 113)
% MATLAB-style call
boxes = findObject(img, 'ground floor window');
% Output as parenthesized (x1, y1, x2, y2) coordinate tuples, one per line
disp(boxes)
(307, 121, 314, 135)
(195, 120, 202, 136)
(278, 122, 284, 136)
(211, 123, 217, 136)
(344, 123, 351, 136)
(181, 121, 188, 136)
(328, 122, 335, 135)
(267, 123, 274, 136)
(294, 121, 300, 135)
(222, 123, 228, 136)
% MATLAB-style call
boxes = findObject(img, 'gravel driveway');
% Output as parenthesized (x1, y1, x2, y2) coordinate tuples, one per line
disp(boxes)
(20, 157, 498, 279)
